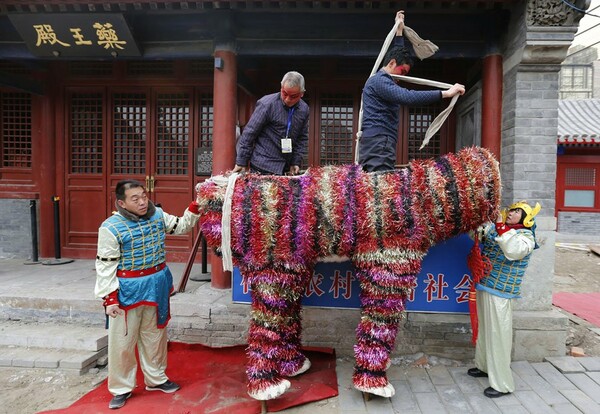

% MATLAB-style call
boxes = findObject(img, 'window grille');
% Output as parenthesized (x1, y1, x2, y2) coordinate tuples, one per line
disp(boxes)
(407, 105, 441, 160)
(113, 93, 147, 175)
(198, 93, 213, 148)
(190, 60, 213, 76)
(1, 92, 32, 168)
(69, 93, 103, 174)
(195, 93, 213, 176)
(127, 61, 174, 77)
(156, 93, 190, 175)
(69, 62, 113, 77)
(566, 167, 595, 186)
(559, 65, 593, 99)
(0, 61, 31, 75)
(319, 93, 354, 166)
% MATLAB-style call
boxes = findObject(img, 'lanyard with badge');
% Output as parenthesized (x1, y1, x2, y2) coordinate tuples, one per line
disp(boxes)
(281, 107, 294, 154)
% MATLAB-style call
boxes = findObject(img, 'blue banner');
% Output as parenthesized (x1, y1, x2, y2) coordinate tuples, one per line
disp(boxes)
(232, 234, 475, 314)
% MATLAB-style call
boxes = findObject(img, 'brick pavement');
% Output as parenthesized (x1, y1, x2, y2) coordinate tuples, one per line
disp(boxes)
(2, 236, 600, 414)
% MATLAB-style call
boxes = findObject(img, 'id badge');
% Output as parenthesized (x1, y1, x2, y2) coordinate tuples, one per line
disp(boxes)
(281, 138, 292, 154)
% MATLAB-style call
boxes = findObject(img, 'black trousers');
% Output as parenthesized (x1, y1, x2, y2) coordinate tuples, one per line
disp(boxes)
(358, 135, 397, 172)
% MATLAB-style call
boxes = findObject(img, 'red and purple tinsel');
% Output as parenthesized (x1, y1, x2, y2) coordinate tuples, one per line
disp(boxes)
(196, 146, 501, 395)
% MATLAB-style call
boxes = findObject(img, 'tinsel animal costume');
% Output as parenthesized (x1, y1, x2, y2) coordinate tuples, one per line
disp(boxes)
(196, 146, 501, 400)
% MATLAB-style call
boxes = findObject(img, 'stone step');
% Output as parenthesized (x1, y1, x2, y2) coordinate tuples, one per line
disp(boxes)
(0, 320, 107, 351)
(0, 320, 108, 375)
(0, 344, 107, 374)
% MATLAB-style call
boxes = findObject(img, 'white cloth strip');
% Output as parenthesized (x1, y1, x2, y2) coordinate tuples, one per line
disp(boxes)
(389, 74, 452, 89)
(220, 173, 238, 272)
(390, 74, 459, 149)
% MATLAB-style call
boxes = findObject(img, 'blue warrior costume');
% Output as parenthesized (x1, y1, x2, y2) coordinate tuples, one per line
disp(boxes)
(100, 207, 174, 327)
(472, 201, 541, 398)
(95, 199, 200, 400)
(477, 226, 534, 299)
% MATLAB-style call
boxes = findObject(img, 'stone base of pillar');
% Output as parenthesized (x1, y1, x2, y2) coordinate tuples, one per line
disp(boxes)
(513, 309, 569, 361)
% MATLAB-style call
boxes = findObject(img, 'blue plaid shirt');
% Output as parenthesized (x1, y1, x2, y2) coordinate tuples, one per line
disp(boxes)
(236, 92, 309, 175)
(361, 70, 442, 139)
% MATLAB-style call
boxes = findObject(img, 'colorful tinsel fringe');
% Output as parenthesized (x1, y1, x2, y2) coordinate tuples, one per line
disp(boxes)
(197, 146, 501, 396)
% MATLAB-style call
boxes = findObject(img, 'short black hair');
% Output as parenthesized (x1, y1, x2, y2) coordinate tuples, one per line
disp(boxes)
(115, 179, 145, 201)
(383, 46, 414, 68)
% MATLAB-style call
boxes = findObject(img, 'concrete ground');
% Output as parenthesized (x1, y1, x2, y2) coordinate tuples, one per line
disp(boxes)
(2, 230, 600, 413)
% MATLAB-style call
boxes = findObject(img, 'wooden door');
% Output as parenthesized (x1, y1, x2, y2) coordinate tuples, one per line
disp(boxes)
(108, 88, 196, 261)
(63, 88, 108, 256)
(63, 86, 205, 261)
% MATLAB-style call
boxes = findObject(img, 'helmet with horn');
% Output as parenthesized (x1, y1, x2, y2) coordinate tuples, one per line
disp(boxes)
(507, 200, 541, 228)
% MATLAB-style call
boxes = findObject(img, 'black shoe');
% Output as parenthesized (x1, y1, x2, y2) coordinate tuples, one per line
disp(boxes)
(108, 392, 132, 409)
(146, 380, 180, 393)
(484, 387, 510, 398)
(467, 367, 488, 378)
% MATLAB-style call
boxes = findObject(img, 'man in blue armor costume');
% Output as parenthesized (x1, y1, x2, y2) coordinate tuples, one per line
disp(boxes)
(467, 201, 541, 398)
(95, 179, 201, 409)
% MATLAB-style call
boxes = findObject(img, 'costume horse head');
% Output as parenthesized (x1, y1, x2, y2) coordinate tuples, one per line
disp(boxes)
(196, 146, 501, 400)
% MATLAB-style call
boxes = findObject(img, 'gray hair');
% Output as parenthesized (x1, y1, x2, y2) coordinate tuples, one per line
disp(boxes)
(281, 71, 305, 92)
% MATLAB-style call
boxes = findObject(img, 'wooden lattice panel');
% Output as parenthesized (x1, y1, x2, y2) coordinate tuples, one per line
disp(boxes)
(127, 61, 174, 77)
(198, 93, 213, 149)
(566, 167, 596, 186)
(190, 60, 214, 77)
(156, 93, 190, 175)
(1, 92, 32, 169)
(69, 62, 113, 77)
(113, 93, 147, 175)
(319, 93, 354, 166)
(407, 105, 441, 160)
(70, 92, 103, 174)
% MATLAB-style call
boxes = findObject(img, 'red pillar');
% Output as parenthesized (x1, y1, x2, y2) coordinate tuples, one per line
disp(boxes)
(38, 71, 57, 258)
(481, 54, 503, 161)
(211, 49, 237, 289)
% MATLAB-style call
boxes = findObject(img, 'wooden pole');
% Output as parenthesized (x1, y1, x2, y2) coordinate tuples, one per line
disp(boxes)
(177, 230, 202, 293)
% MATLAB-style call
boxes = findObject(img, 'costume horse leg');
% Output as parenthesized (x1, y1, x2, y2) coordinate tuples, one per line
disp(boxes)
(244, 266, 312, 400)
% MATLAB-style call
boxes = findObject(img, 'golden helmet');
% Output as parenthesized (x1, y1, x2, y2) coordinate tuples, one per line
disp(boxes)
(507, 200, 541, 228)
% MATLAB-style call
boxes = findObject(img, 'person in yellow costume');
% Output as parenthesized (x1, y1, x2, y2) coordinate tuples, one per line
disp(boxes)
(467, 201, 541, 398)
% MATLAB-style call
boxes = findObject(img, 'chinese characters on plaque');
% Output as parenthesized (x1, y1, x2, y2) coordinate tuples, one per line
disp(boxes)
(9, 14, 141, 57)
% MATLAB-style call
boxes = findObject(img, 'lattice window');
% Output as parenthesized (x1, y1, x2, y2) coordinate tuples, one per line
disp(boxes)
(190, 60, 213, 77)
(198, 93, 213, 148)
(319, 94, 354, 166)
(156, 93, 190, 175)
(1, 92, 32, 169)
(565, 167, 595, 186)
(127, 61, 174, 77)
(69, 62, 113, 77)
(0, 61, 31, 75)
(560, 65, 592, 99)
(113, 93, 147, 175)
(407, 105, 441, 160)
(562, 166, 598, 209)
(70, 93, 103, 174)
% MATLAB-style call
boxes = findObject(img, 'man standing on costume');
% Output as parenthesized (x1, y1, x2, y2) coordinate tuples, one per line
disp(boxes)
(468, 201, 541, 398)
(359, 10, 465, 172)
(233, 71, 309, 176)
(95, 179, 201, 409)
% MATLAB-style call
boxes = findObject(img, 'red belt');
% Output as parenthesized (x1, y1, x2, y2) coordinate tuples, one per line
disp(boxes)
(117, 263, 166, 278)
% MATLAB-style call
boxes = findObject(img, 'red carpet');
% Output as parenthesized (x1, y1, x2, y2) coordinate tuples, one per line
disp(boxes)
(40, 343, 338, 414)
(553, 292, 600, 327)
